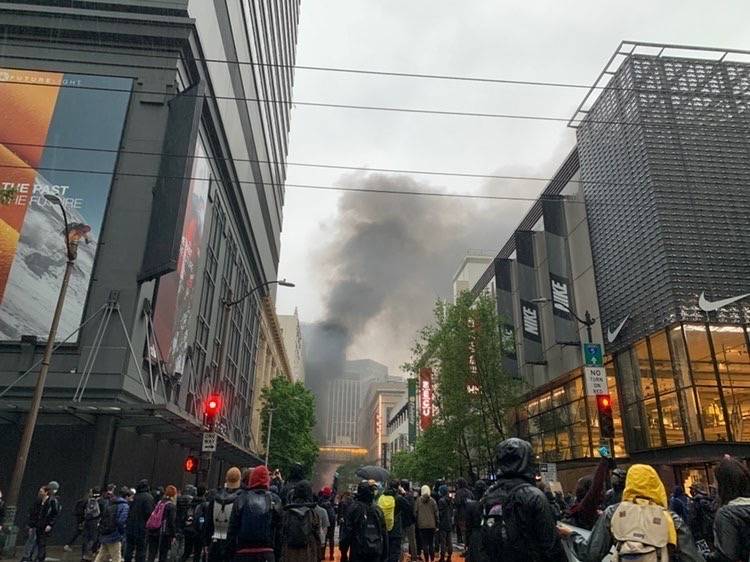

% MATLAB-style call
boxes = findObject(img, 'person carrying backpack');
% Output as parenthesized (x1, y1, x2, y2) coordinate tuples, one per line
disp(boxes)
(706, 456, 750, 562)
(125, 480, 155, 562)
(377, 480, 411, 562)
(399, 481, 418, 562)
(563, 463, 703, 562)
(227, 466, 282, 562)
(318, 488, 337, 561)
(95, 486, 130, 562)
(670, 485, 691, 523)
(479, 439, 564, 562)
(688, 483, 715, 553)
(146, 485, 177, 562)
(463, 481, 486, 562)
(281, 481, 321, 562)
(64, 493, 88, 552)
(340, 482, 388, 562)
(175, 485, 197, 562)
(204, 467, 243, 562)
(81, 487, 106, 561)
(436, 486, 453, 562)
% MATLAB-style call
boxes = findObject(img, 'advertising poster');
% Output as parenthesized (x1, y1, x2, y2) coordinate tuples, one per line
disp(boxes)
(419, 367, 433, 431)
(0, 68, 132, 341)
(515, 231, 545, 364)
(407, 378, 417, 445)
(153, 140, 211, 375)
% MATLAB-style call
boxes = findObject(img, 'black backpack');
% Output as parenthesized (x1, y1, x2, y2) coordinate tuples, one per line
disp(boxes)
(99, 501, 119, 535)
(356, 505, 383, 558)
(320, 500, 336, 528)
(239, 492, 273, 546)
(283, 506, 316, 549)
(480, 482, 528, 553)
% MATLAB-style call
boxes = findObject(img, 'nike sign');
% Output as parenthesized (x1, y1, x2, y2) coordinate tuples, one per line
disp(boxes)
(699, 291, 750, 312)
(606, 315, 630, 344)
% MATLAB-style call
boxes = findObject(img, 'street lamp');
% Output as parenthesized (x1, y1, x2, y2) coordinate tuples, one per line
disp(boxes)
(532, 297, 597, 343)
(265, 407, 276, 466)
(2, 194, 80, 556)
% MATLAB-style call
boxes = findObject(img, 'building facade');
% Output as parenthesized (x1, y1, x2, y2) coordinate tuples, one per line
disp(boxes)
(472, 42, 750, 491)
(278, 309, 306, 382)
(360, 378, 408, 466)
(386, 397, 409, 470)
(452, 253, 494, 302)
(0, 0, 300, 539)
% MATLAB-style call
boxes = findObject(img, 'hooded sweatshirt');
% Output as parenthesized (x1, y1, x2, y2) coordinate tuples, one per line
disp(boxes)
(708, 497, 750, 562)
(415, 486, 438, 530)
(570, 464, 703, 562)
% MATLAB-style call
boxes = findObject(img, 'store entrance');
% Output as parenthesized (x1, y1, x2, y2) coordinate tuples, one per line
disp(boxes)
(674, 463, 715, 493)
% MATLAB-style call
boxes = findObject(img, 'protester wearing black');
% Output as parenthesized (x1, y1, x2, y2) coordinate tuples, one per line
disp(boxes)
(31, 482, 61, 562)
(436, 486, 453, 562)
(340, 482, 388, 562)
(670, 485, 691, 523)
(125, 480, 155, 562)
(706, 457, 750, 562)
(281, 464, 307, 506)
(480, 439, 565, 562)
(228, 466, 283, 562)
(81, 487, 107, 561)
(399, 481, 417, 562)
(453, 479, 472, 547)
(379, 480, 411, 562)
(64, 495, 87, 551)
(463, 481, 486, 562)
(205, 468, 243, 562)
(688, 483, 715, 551)
(176, 485, 199, 562)
(318, 488, 337, 561)
(602, 468, 626, 509)
(281, 481, 321, 562)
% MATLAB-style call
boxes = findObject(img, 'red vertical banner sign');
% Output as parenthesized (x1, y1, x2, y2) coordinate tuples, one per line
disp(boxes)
(419, 367, 433, 430)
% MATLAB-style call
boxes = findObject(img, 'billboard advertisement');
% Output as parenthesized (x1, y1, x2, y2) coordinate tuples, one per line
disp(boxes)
(515, 231, 545, 364)
(419, 367, 433, 431)
(0, 68, 132, 341)
(494, 258, 519, 378)
(153, 140, 211, 375)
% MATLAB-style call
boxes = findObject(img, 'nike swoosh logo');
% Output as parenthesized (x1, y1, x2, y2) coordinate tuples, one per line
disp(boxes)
(606, 315, 630, 344)
(698, 291, 750, 312)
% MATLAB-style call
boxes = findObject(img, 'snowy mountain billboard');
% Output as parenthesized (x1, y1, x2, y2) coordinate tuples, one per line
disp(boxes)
(0, 68, 132, 341)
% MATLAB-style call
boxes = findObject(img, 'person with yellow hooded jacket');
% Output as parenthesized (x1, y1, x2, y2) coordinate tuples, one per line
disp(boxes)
(562, 464, 704, 562)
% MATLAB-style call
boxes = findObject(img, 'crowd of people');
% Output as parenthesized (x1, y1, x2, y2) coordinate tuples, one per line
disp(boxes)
(3, 438, 749, 562)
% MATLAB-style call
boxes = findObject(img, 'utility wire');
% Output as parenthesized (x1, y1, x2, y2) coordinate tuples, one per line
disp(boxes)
(3, 40, 748, 99)
(0, 78, 747, 130)
(0, 138, 738, 188)
(0, 162, 731, 206)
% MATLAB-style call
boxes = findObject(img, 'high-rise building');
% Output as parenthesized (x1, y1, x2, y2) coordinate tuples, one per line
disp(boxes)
(278, 309, 306, 382)
(453, 252, 494, 302)
(472, 41, 750, 491)
(0, 0, 301, 539)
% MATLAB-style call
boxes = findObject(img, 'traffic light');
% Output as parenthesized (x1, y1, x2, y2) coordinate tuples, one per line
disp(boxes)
(184, 455, 199, 473)
(204, 394, 222, 429)
(596, 394, 615, 439)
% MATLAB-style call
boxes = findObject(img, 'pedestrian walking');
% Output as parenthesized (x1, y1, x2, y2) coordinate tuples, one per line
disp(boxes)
(339, 481, 387, 562)
(463, 481, 486, 562)
(318, 488, 336, 561)
(27, 481, 61, 562)
(63, 493, 87, 552)
(175, 485, 198, 562)
(204, 467, 242, 562)
(281, 481, 321, 562)
(20, 487, 47, 562)
(125, 480, 155, 562)
(480, 438, 564, 562)
(688, 483, 715, 552)
(563, 463, 703, 562)
(414, 486, 437, 562)
(227, 466, 282, 562)
(95, 486, 131, 562)
(183, 486, 206, 562)
(452, 480, 472, 549)
(705, 456, 750, 562)
(377, 480, 411, 562)
(436, 486, 453, 562)
(81, 487, 107, 561)
(146, 485, 177, 562)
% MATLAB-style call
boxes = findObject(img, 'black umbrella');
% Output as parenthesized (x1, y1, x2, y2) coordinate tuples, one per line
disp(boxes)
(356, 465, 390, 482)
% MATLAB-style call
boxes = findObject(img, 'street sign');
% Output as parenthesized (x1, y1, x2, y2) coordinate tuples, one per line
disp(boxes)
(584, 366, 608, 396)
(201, 432, 218, 452)
(583, 343, 603, 367)
(539, 462, 557, 483)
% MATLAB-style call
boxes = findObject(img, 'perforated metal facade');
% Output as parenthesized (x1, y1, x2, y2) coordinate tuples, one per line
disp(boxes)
(577, 54, 750, 352)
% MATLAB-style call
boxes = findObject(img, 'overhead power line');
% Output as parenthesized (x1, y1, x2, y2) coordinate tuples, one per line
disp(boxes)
(3, 40, 749, 100)
(0, 78, 748, 130)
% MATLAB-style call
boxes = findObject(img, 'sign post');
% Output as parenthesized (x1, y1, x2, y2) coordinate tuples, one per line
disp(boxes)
(539, 462, 558, 484)
(201, 432, 218, 453)
(583, 343, 606, 396)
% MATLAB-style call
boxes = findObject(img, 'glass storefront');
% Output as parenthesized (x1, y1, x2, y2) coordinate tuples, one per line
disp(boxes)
(513, 322, 750, 462)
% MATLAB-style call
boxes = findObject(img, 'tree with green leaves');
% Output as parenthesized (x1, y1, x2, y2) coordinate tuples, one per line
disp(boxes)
(260, 377, 319, 478)
(402, 291, 523, 480)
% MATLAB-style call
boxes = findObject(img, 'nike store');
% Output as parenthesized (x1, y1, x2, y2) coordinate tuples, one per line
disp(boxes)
(471, 42, 750, 491)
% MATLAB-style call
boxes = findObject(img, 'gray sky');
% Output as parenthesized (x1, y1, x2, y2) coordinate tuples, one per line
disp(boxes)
(276, 0, 750, 374)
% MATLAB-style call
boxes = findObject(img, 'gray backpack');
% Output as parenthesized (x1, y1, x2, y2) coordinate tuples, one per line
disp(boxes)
(611, 500, 670, 562)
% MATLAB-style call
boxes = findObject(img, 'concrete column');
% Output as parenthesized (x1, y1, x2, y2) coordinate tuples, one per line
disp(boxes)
(86, 416, 117, 490)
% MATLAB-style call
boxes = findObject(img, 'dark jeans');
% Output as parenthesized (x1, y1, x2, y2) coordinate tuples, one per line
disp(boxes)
(387, 536, 401, 562)
(207, 540, 229, 562)
(67, 524, 84, 546)
(35, 530, 49, 562)
(324, 525, 335, 559)
(125, 530, 147, 562)
(418, 529, 435, 562)
(181, 531, 202, 562)
(147, 533, 173, 562)
(232, 552, 274, 562)
(438, 530, 452, 560)
(82, 522, 100, 560)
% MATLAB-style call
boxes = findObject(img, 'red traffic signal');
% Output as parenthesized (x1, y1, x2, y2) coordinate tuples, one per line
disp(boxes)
(596, 394, 615, 439)
(184, 455, 199, 473)
(596, 394, 612, 413)
(205, 394, 222, 416)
